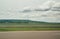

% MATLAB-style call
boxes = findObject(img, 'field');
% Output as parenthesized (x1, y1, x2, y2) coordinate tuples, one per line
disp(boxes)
(0, 28, 60, 31)
(0, 23, 60, 31)
(0, 23, 60, 28)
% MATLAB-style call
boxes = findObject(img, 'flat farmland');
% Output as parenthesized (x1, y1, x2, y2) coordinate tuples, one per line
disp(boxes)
(0, 23, 60, 31)
(0, 23, 60, 28)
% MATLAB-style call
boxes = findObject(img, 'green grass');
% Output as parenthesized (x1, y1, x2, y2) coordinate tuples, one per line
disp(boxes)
(0, 28, 60, 31)
(0, 23, 60, 28)
(0, 23, 60, 31)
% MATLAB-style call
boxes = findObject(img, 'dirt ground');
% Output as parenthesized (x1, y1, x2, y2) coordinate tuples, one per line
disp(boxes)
(0, 31, 60, 39)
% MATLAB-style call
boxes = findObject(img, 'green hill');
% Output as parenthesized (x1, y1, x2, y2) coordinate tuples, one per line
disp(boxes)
(0, 19, 60, 24)
(0, 19, 60, 28)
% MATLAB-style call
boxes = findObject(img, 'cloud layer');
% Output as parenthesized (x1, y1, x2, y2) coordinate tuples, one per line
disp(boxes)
(0, 0, 60, 23)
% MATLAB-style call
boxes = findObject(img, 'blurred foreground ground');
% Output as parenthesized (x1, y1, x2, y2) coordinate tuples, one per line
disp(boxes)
(0, 31, 60, 39)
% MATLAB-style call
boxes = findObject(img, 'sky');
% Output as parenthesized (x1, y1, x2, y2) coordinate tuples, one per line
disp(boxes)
(0, 0, 58, 10)
(0, 0, 47, 10)
(0, 0, 60, 23)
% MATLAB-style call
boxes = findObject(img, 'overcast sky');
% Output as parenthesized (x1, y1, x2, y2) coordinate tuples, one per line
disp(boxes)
(0, 0, 58, 10)
(0, 0, 46, 10)
(0, 0, 60, 23)
(0, 0, 59, 10)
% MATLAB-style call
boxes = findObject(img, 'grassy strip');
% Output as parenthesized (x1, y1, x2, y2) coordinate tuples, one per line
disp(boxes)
(0, 28, 60, 31)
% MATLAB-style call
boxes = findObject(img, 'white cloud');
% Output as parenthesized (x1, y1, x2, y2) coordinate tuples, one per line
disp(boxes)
(19, 0, 60, 23)
(0, 0, 60, 23)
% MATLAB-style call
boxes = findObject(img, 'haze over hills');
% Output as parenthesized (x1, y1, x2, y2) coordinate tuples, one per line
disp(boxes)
(0, 0, 60, 23)
(0, 19, 60, 24)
